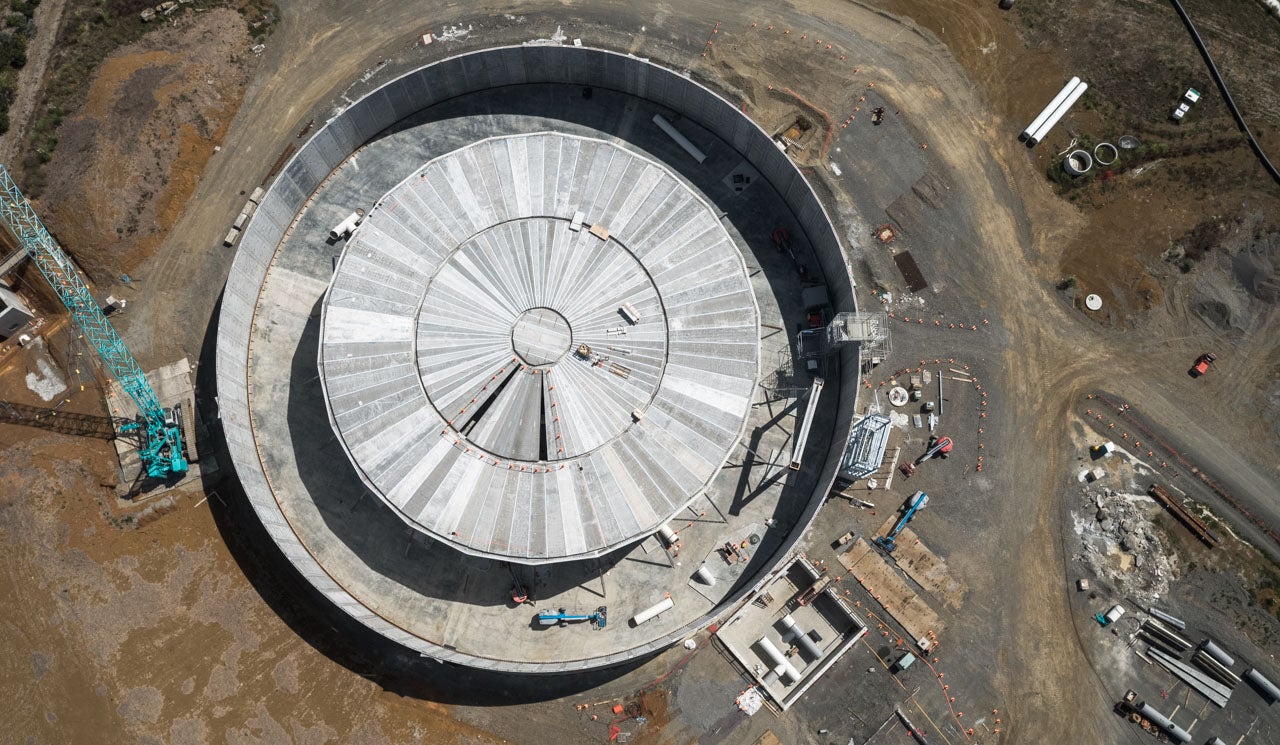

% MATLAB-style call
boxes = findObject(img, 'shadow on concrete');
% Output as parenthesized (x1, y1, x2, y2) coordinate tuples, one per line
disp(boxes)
(282, 299, 650, 607)
(728, 396, 802, 517)
(195, 293, 647, 702)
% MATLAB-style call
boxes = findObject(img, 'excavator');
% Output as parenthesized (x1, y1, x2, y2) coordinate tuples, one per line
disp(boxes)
(874, 491, 929, 553)
(899, 435, 952, 478)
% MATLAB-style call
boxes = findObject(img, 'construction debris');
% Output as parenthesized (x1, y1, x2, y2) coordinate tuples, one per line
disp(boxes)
(1072, 486, 1179, 606)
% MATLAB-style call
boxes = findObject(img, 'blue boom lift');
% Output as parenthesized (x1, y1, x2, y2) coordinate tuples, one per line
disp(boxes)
(0, 165, 187, 479)
(874, 491, 929, 553)
(536, 606, 608, 629)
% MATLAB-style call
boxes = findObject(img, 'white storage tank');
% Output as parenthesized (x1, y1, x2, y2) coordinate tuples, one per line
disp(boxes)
(631, 596, 674, 626)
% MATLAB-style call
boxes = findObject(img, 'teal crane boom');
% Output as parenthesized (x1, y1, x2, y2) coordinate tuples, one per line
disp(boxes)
(0, 165, 186, 479)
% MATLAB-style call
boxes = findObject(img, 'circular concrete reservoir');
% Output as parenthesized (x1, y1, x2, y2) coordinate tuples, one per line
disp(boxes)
(217, 46, 859, 673)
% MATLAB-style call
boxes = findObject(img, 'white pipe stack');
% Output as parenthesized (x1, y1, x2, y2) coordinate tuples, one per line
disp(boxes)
(1027, 80, 1088, 147)
(1020, 77, 1079, 142)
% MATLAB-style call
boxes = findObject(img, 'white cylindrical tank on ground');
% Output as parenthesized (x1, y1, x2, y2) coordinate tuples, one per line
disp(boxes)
(631, 596, 674, 626)
(657, 524, 678, 546)
(755, 637, 801, 684)
(693, 565, 715, 586)
(1136, 703, 1192, 743)
(1028, 81, 1088, 146)
(1245, 668, 1280, 702)
(1020, 76, 1080, 142)
(781, 614, 822, 660)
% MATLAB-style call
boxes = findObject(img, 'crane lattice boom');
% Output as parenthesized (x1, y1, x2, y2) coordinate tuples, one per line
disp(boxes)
(0, 164, 186, 478)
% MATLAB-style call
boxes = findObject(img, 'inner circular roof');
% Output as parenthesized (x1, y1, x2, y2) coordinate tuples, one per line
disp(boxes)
(415, 218, 667, 460)
(510, 308, 571, 367)
(318, 133, 760, 563)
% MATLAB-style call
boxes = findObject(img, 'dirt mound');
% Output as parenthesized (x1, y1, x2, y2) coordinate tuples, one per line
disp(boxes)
(36, 8, 253, 282)
(1233, 234, 1280, 304)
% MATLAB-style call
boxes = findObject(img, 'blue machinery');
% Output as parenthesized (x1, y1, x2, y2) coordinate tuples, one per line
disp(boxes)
(536, 606, 608, 629)
(874, 491, 929, 553)
(0, 165, 187, 479)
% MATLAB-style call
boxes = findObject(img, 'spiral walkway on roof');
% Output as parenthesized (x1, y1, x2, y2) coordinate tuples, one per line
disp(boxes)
(318, 133, 760, 564)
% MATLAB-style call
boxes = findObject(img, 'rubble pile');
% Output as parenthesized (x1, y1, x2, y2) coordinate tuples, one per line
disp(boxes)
(1072, 486, 1179, 606)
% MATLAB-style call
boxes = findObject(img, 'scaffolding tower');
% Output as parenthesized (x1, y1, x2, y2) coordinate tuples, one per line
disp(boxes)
(827, 311, 890, 368)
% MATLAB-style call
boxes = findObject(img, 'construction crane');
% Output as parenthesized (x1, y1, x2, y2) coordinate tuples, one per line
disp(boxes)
(874, 491, 928, 553)
(0, 165, 187, 479)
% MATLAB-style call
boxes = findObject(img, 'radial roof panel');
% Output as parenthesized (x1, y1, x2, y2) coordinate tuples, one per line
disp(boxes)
(318, 133, 760, 564)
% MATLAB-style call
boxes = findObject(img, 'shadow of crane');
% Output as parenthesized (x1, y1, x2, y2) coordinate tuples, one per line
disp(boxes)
(0, 399, 123, 440)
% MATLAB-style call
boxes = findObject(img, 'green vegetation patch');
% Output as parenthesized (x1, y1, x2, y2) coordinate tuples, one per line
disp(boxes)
(16, 0, 278, 189)
(0, 0, 36, 135)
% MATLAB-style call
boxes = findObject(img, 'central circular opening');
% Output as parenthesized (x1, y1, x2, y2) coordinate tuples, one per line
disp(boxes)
(511, 307, 572, 367)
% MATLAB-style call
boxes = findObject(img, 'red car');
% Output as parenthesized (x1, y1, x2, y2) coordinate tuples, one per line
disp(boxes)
(1189, 352, 1217, 378)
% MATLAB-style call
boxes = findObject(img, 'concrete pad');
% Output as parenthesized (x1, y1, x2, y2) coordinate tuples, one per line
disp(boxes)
(839, 538, 946, 642)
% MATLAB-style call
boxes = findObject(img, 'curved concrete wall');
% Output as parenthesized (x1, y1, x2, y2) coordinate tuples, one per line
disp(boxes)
(216, 45, 859, 672)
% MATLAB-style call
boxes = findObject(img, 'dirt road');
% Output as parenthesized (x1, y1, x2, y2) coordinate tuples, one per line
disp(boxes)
(2, 0, 1276, 743)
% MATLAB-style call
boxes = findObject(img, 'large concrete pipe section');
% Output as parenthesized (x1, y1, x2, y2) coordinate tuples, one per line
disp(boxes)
(1149, 607, 1186, 630)
(1245, 668, 1280, 702)
(1063, 149, 1093, 176)
(1200, 639, 1235, 668)
(780, 614, 822, 660)
(1136, 702, 1192, 743)
(754, 637, 801, 684)
(1019, 76, 1079, 142)
(1027, 80, 1088, 147)
(1093, 142, 1119, 166)
(631, 596, 675, 626)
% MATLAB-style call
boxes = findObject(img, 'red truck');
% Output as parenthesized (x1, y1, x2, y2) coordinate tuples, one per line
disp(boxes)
(1189, 352, 1216, 378)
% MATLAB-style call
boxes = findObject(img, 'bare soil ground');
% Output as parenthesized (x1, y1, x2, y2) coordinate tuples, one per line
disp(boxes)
(0, 431, 505, 744)
(36, 8, 254, 282)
